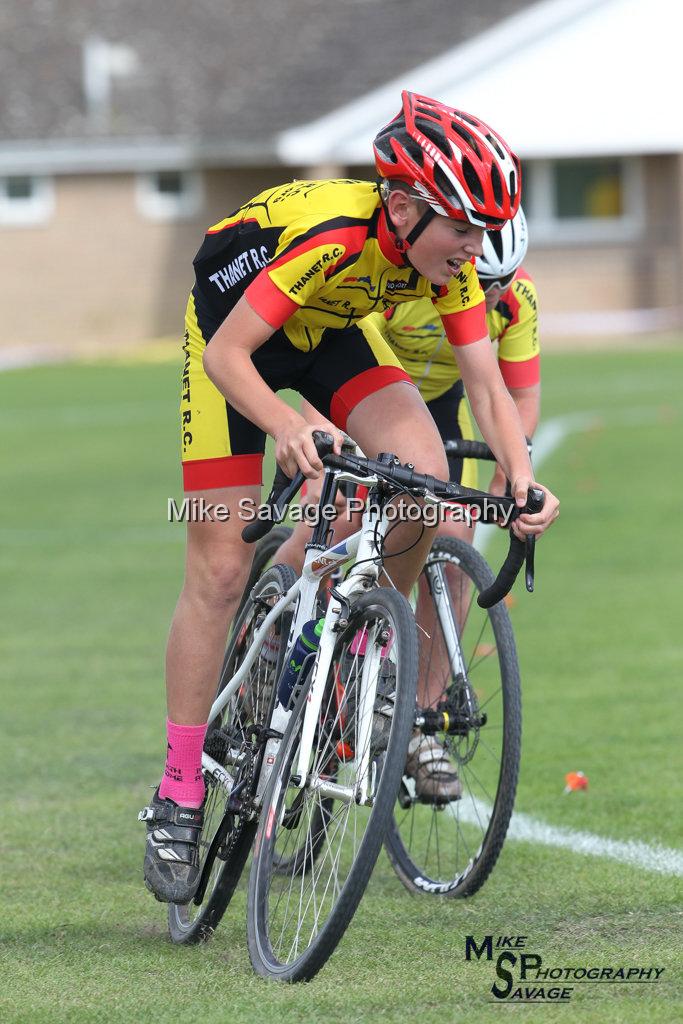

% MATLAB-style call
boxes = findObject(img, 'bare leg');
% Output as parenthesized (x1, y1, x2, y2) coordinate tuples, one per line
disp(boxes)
(165, 485, 261, 724)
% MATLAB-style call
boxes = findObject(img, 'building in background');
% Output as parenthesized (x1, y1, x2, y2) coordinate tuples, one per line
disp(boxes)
(281, 0, 683, 340)
(1, 0, 681, 354)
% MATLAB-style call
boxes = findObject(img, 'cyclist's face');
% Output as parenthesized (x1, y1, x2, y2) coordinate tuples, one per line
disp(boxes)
(407, 212, 485, 286)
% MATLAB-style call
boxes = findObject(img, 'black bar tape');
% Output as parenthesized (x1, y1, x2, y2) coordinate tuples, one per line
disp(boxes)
(444, 439, 497, 461)
(477, 535, 526, 609)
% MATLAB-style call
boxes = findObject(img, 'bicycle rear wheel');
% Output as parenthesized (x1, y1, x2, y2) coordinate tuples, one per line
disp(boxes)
(168, 564, 296, 944)
(384, 536, 521, 897)
(247, 587, 418, 982)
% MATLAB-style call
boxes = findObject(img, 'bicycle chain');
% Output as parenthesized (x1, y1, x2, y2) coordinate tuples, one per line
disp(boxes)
(215, 738, 257, 862)
(207, 599, 283, 864)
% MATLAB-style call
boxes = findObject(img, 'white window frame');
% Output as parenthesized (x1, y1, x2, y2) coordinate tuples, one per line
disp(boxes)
(0, 175, 54, 227)
(135, 170, 203, 221)
(525, 157, 645, 244)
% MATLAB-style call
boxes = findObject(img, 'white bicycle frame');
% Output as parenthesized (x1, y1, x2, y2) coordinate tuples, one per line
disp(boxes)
(201, 463, 395, 810)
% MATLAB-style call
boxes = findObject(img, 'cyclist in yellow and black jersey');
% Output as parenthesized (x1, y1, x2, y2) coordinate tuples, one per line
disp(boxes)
(183, 177, 488, 490)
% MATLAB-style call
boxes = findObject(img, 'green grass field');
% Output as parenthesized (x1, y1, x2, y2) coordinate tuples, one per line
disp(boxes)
(1, 345, 682, 1023)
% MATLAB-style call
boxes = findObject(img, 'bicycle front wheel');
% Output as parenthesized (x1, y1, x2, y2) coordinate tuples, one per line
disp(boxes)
(384, 536, 521, 898)
(247, 587, 418, 982)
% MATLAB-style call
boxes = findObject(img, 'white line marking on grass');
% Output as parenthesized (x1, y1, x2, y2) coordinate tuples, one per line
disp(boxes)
(531, 411, 600, 465)
(506, 808, 683, 876)
(457, 799, 683, 876)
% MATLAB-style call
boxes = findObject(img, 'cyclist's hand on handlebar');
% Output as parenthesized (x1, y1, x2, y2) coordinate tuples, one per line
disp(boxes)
(274, 417, 344, 479)
(510, 478, 560, 540)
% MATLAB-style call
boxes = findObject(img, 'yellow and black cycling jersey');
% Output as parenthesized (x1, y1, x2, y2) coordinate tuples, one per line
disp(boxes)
(367, 267, 540, 403)
(190, 178, 487, 353)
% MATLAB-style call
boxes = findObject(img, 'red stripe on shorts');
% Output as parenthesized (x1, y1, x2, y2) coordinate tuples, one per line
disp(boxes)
(182, 454, 263, 492)
(330, 365, 413, 432)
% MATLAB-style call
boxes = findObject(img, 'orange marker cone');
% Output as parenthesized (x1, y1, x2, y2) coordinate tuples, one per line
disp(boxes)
(564, 770, 588, 793)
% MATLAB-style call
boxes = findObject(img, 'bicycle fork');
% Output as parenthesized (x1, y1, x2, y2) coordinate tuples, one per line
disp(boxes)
(421, 560, 478, 721)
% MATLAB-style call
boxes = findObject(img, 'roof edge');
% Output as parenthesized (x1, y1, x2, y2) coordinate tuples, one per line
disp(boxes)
(0, 137, 276, 175)
(276, 0, 615, 164)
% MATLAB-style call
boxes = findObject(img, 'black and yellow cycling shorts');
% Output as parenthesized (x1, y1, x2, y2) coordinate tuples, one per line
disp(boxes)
(425, 381, 478, 490)
(180, 295, 413, 491)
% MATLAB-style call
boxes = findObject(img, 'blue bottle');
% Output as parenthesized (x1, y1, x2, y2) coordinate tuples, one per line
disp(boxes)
(277, 618, 324, 708)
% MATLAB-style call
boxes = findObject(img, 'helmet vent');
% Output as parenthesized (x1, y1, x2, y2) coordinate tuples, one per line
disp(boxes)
(414, 117, 448, 155)
(415, 103, 437, 118)
(490, 163, 503, 206)
(374, 127, 396, 163)
(486, 134, 506, 162)
(462, 157, 484, 203)
(490, 230, 504, 261)
(402, 136, 425, 167)
(433, 163, 458, 206)
(451, 122, 481, 158)
(509, 169, 518, 202)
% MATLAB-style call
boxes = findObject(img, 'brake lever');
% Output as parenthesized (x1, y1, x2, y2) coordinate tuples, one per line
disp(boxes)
(525, 536, 536, 593)
(523, 487, 544, 593)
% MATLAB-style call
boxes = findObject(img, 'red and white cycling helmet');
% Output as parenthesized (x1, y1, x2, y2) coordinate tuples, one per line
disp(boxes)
(374, 91, 521, 230)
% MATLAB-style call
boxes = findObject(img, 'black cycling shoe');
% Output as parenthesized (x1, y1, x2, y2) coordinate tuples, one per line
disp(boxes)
(139, 789, 204, 904)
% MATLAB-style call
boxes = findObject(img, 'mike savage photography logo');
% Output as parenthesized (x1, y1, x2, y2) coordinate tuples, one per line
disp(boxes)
(167, 496, 514, 527)
(465, 934, 665, 1004)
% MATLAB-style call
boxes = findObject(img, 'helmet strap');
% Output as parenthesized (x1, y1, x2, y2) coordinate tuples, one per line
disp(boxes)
(395, 206, 437, 265)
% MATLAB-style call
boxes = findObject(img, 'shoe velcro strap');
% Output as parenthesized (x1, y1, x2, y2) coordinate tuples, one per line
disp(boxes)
(151, 824, 201, 847)
(147, 800, 204, 830)
(415, 750, 452, 772)
(408, 737, 453, 769)
(169, 805, 204, 829)
(152, 838, 198, 866)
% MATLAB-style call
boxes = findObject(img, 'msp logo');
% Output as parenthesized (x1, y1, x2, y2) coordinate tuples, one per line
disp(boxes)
(465, 935, 665, 1004)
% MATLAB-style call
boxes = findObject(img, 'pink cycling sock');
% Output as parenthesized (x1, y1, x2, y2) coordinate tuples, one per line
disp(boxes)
(350, 630, 368, 656)
(158, 719, 207, 808)
(350, 628, 394, 657)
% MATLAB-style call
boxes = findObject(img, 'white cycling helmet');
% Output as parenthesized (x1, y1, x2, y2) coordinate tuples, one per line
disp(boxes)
(475, 206, 528, 285)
